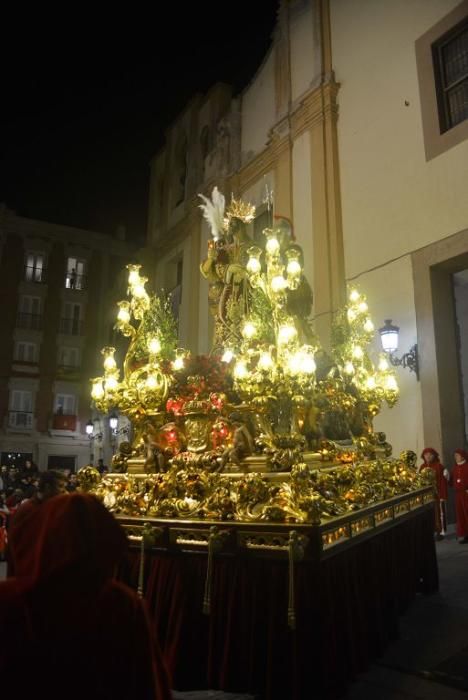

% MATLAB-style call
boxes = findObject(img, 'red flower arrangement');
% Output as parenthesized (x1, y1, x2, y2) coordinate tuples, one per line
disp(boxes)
(166, 355, 234, 417)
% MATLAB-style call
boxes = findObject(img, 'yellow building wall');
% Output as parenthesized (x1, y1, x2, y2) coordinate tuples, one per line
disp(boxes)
(241, 49, 276, 160)
(290, 0, 321, 102)
(292, 131, 314, 287)
(331, 0, 468, 279)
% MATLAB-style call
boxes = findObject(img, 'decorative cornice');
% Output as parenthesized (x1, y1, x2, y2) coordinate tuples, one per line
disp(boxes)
(291, 80, 340, 139)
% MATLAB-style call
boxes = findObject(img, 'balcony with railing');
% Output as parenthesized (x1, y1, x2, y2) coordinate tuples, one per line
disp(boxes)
(64, 271, 87, 290)
(16, 312, 42, 330)
(8, 411, 33, 429)
(59, 318, 83, 336)
(24, 265, 47, 284)
(52, 414, 77, 431)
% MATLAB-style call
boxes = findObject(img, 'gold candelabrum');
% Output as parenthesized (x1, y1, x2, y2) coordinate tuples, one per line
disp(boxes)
(89, 189, 400, 479)
(90, 264, 186, 464)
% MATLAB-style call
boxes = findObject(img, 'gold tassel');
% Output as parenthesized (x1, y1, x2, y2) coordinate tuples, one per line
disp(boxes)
(137, 533, 145, 599)
(203, 535, 214, 615)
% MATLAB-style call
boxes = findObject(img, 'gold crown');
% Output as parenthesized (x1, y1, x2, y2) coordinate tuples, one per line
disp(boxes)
(223, 197, 256, 228)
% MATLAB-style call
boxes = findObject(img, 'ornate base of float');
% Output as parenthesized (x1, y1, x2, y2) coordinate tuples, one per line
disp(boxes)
(115, 484, 434, 558)
(113, 485, 436, 700)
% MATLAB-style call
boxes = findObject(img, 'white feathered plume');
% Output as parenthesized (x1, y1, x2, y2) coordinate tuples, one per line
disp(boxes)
(198, 186, 225, 241)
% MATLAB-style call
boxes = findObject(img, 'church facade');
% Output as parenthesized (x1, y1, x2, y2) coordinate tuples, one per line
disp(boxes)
(145, 0, 468, 463)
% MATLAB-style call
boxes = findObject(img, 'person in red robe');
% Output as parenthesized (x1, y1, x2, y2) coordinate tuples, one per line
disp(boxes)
(419, 447, 449, 539)
(0, 492, 172, 700)
(451, 448, 468, 543)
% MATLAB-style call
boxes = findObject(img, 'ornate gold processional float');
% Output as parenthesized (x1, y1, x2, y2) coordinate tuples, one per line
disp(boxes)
(81, 187, 433, 605)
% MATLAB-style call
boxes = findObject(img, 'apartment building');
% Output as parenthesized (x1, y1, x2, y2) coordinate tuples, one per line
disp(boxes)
(0, 205, 134, 471)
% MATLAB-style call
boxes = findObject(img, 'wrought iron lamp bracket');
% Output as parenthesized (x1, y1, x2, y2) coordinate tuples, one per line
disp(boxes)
(388, 344, 419, 380)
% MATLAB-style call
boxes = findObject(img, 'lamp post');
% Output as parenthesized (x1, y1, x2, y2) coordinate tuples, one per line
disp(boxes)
(378, 319, 419, 380)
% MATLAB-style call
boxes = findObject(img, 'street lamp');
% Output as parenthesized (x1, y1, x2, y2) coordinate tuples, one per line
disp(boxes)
(109, 412, 119, 433)
(378, 319, 419, 380)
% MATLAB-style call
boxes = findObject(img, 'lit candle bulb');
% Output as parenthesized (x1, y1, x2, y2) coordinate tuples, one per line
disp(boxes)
(222, 349, 234, 363)
(278, 324, 297, 344)
(349, 289, 360, 302)
(258, 351, 273, 371)
(117, 302, 131, 324)
(352, 345, 364, 359)
(146, 374, 158, 389)
(246, 246, 262, 275)
(91, 379, 104, 400)
(385, 376, 398, 391)
(105, 376, 118, 391)
(127, 264, 141, 286)
(234, 360, 248, 379)
(242, 321, 257, 339)
(378, 357, 389, 371)
(364, 319, 374, 332)
(271, 275, 287, 292)
(172, 355, 184, 370)
(102, 347, 117, 371)
(266, 235, 280, 255)
(148, 337, 161, 355)
(366, 376, 376, 390)
(344, 361, 355, 375)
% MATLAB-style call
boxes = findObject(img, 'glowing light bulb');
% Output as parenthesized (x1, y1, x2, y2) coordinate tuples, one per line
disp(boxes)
(266, 237, 280, 255)
(288, 352, 303, 374)
(358, 302, 368, 313)
(133, 283, 146, 298)
(117, 303, 131, 323)
(222, 349, 234, 363)
(352, 345, 364, 360)
(234, 361, 248, 379)
(148, 337, 161, 355)
(378, 357, 389, 371)
(347, 308, 357, 321)
(247, 257, 261, 274)
(364, 319, 374, 332)
(286, 260, 301, 276)
(278, 324, 297, 344)
(103, 355, 116, 371)
(91, 380, 104, 399)
(349, 289, 360, 302)
(242, 321, 256, 339)
(301, 353, 316, 374)
(344, 361, 355, 375)
(127, 264, 141, 286)
(271, 275, 287, 292)
(105, 376, 118, 391)
(258, 352, 273, 371)
(366, 376, 376, 390)
(385, 375, 398, 391)
(146, 374, 158, 389)
(172, 356, 184, 370)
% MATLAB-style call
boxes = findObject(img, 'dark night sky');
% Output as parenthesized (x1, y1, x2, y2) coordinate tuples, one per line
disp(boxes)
(0, 3, 278, 245)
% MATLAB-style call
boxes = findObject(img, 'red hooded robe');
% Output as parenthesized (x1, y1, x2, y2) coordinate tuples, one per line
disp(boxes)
(0, 493, 172, 700)
(451, 449, 468, 538)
